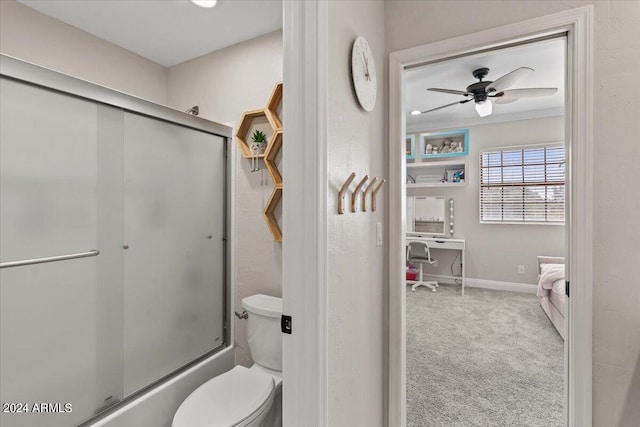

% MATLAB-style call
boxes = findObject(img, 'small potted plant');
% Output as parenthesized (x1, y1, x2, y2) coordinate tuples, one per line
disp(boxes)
(250, 129, 267, 155)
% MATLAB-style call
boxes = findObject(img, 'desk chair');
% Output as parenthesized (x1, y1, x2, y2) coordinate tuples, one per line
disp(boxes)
(407, 241, 439, 292)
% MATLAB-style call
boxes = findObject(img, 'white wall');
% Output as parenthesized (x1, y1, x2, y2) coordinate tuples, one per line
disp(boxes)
(407, 116, 565, 285)
(167, 30, 284, 367)
(327, 1, 386, 425)
(0, 0, 168, 105)
(386, 1, 640, 425)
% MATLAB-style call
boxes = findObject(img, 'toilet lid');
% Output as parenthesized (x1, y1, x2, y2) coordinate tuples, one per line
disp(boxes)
(173, 366, 274, 427)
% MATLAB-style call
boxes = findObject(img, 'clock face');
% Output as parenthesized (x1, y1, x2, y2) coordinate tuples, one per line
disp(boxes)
(351, 36, 377, 112)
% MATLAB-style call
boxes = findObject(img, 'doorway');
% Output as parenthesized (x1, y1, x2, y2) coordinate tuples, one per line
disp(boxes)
(404, 35, 566, 426)
(388, 7, 594, 427)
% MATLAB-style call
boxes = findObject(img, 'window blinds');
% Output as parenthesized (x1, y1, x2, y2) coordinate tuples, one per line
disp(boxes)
(480, 145, 565, 223)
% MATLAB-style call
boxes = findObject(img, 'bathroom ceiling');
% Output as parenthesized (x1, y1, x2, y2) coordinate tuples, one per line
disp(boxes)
(17, 0, 283, 67)
(406, 37, 565, 131)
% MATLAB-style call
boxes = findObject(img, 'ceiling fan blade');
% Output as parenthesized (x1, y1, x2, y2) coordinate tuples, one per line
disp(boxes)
(486, 67, 534, 92)
(427, 88, 471, 96)
(494, 97, 519, 105)
(491, 88, 558, 100)
(418, 99, 472, 114)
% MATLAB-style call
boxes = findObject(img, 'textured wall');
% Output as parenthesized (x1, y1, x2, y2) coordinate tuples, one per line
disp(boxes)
(0, 0, 168, 105)
(327, 1, 386, 425)
(386, 1, 640, 425)
(407, 116, 566, 285)
(167, 30, 284, 367)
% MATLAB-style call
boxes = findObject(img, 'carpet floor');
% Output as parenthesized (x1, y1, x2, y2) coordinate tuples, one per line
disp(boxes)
(407, 283, 564, 427)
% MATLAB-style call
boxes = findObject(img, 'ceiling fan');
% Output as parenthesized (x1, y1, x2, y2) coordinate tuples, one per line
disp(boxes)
(411, 67, 558, 117)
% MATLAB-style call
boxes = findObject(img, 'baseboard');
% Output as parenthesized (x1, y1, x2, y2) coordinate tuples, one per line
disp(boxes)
(467, 278, 537, 294)
(421, 274, 537, 294)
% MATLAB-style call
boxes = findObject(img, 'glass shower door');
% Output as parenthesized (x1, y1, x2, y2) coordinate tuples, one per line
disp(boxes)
(1, 70, 228, 427)
(122, 113, 226, 396)
(0, 78, 108, 427)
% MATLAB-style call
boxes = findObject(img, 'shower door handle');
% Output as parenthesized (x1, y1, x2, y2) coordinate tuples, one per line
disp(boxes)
(0, 249, 100, 269)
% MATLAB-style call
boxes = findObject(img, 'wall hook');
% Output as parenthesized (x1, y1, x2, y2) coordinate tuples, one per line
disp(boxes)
(351, 175, 369, 213)
(362, 177, 378, 212)
(338, 172, 356, 214)
(371, 179, 386, 212)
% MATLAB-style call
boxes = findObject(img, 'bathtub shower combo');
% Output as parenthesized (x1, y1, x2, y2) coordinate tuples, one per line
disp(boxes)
(0, 55, 234, 426)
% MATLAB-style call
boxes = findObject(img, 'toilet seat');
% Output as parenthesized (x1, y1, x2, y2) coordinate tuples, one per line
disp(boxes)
(172, 366, 275, 427)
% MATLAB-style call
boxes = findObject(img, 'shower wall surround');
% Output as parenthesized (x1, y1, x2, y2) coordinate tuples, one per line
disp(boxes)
(0, 58, 230, 427)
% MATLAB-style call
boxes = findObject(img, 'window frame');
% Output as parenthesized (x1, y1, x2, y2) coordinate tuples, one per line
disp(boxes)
(479, 142, 566, 225)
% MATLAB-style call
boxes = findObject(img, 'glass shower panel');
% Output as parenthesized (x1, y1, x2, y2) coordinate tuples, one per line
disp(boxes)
(0, 78, 100, 427)
(122, 113, 226, 396)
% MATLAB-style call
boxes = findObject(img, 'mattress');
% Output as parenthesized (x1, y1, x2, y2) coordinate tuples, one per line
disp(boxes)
(537, 258, 566, 340)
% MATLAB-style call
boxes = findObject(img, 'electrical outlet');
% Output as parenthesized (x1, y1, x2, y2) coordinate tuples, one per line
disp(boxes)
(518, 265, 525, 275)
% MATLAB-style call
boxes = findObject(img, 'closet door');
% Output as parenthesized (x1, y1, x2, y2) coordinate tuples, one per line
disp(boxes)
(0, 78, 101, 427)
(122, 113, 226, 395)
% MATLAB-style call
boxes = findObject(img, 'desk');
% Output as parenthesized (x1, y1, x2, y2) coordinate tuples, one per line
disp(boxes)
(406, 235, 466, 295)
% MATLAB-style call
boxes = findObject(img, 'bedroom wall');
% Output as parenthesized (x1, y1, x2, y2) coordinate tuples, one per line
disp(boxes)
(167, 30, 284, 367)
(0, 0, 168, 105)
(327, 1, 386, 425)
(386, 1, 640, 425)
(407, 116, 566, 286)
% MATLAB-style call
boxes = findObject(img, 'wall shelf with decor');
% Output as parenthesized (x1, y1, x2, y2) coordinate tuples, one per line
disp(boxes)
(406, 134, 416, 160)
(235, 82, 284, 242)
(406, 159, 468, 188)
(419, 129, 469, 159)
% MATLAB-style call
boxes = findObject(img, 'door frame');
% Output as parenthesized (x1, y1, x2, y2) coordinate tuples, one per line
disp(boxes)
(282, 1, 329, 426)
(388, 6, 594, 427)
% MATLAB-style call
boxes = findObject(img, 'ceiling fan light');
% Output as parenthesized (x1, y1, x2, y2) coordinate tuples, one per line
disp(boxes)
(191, 0, 218, 8)
(410, 110, 421, 116)
(475, 100, 492, 117)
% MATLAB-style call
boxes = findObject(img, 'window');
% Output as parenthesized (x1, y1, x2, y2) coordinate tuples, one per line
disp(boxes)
(480, 144, 565, 224)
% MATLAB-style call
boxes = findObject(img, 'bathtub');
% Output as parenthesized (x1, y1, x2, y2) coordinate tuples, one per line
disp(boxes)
(88, 347, 234, 427)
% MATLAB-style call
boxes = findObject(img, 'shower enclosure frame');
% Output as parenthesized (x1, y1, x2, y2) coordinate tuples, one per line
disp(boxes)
(0, 54, 233, 426)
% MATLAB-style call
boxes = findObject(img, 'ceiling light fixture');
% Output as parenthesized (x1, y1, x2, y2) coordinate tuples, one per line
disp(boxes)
(410, 110, 421, 116)
(191, 0, 218, 8)
(475, 100, 492, 117)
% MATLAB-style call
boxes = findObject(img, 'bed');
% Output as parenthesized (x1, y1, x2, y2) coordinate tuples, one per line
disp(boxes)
(537, 256, 566, 340)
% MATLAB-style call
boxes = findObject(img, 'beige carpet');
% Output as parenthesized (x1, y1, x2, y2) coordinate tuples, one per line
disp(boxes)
(407, 283, 564, 427)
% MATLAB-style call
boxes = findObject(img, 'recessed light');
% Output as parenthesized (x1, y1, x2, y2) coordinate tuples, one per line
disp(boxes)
(191, 0, 218, 8)
(410, 110, 421, 115)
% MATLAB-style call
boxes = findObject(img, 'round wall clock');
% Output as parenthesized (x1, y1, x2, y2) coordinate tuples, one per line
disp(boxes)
(351, 36, 377, 112)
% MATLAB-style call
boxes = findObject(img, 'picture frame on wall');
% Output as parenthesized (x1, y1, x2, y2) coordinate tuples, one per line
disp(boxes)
(420, 129, 469, 158)
(406, 134, 415, 160)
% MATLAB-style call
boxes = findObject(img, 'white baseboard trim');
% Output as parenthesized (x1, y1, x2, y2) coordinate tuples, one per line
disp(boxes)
(466, 278, 537, 294)
(420, 274, 537, 294)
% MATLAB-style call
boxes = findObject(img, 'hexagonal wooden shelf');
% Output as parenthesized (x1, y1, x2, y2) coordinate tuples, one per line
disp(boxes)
(263, 186, 282, 242)
(235, 108, 279, 159)
(237, 82, 284, 242)
(264, 130, 282, 186)
(266, 82, 283, 131)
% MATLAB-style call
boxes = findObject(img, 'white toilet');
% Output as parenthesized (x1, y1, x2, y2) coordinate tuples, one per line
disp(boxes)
(173, 294, 283, 427)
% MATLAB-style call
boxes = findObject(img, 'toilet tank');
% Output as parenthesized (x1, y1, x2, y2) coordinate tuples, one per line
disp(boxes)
(241, 294, 282, 372)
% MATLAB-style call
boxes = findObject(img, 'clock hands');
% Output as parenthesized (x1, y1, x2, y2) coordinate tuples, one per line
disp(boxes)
(362, 52, 370, 81)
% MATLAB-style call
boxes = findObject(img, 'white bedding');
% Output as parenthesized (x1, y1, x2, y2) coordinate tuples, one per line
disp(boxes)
(536, 263, 565, 298)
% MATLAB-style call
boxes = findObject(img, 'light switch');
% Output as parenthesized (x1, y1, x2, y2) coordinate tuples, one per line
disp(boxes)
(376, 222, 383, 246)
